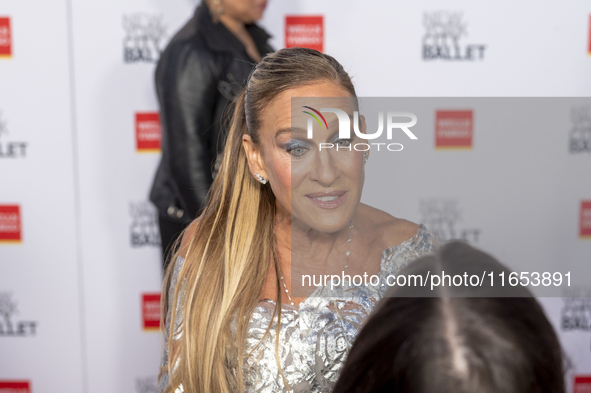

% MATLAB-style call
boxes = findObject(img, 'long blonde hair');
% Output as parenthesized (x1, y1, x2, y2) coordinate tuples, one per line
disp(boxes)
(161, 47, 356, 393)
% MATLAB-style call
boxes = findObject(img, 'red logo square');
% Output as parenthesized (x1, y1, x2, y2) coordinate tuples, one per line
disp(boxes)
(0, 205, 21, 243)
(435, 110, 473, 149)
(575, 376, 591, 393)
(0, 17, 11, 58)
(142, 293, 161, 331)
(580, 201, 591, 238)
(285, 16, 323, 52)
(135, 113, 161, 152)
(0, 381, 31, 393)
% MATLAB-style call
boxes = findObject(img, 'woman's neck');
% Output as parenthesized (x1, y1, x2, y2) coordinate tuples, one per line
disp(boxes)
(219, 14, 247, 38)
(273, 209, 354, 263)
(218, 13, 262, 61)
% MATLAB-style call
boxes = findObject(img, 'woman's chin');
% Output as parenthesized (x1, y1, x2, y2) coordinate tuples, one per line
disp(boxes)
(291, 214, 352, 234)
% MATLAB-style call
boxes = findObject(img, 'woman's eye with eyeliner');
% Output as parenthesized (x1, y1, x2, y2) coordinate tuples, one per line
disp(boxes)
(291, 147, 306, 156)
(285, 142, 309, 157)
(335, 139, 352, 147)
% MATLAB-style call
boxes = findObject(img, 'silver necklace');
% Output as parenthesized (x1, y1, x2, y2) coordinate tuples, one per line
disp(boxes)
(280, 222, 353, 306)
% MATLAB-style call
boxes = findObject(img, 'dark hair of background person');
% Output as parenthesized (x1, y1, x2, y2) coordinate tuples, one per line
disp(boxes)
(332, 242, 566, 393)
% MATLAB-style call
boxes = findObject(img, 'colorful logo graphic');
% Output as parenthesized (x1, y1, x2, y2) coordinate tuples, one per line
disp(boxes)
(142, 293, 161, 331)
(435, 110, 473, 149)
(301, 105, 417, 152)
(580, 201, 591, 238)
(0, 205, 21, 243)
(285, 16, 323, 52)
(0, 381, 31, 393)
(302, 106, 328, 130)
(135, 113, 161, 152)
(0, 17, 12, 58)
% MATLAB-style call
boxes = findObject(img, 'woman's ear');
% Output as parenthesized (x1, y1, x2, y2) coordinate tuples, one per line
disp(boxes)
(242, 134, 267, 180)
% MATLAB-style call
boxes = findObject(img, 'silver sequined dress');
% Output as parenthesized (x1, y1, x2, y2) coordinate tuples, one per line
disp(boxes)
(158, 225, 436, 393)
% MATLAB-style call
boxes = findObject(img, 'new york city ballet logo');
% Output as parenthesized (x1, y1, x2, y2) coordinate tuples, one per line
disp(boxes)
(419, 198, 480, 243)
(303, 106, 418, 152)
(123, 14, 168, 63)
(129, 201, 160, 248)
(0, 381, 31, 393)
(135, 112, 161, 152)
(435, 110, 473, 149)
(569, 106, 591, 153)
(135, 376, 157, 393)
(561, 295, 591, 332)
(0, 17, 12, 58)
(422, 11, 486, 61)
(142, 293, 161, 331)
(0, 205, 21, 243)
(0, 111, 28, 159)
(285, 16, 323, 52)
(0, 293, 37, 337)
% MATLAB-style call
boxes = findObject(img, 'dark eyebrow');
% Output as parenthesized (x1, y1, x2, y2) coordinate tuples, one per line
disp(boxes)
(275, 127, 307, 138)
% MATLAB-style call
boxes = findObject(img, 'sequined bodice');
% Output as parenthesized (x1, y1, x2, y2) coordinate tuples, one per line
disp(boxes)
(158, 226, 436, 393)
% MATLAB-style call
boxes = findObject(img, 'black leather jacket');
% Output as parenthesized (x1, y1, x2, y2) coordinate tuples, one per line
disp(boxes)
(149, 4, 273, 222)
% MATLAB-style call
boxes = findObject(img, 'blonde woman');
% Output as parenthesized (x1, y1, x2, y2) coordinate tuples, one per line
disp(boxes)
(158, 47, 436, 393)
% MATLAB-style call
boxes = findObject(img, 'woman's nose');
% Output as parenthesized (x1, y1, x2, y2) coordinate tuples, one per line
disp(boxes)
(310, 151, 339, 186)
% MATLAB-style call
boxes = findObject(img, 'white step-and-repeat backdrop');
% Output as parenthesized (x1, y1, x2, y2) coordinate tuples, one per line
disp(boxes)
(1, 1, 590, 392)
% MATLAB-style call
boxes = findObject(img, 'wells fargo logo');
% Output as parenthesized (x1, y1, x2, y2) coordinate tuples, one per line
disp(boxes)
(0, 205, 21, 243)
(142, 293, 161, 331)
(435, 110, 473, 149)
(574, 376, 591, 393)
(135, 113, 161, 152)
(0, 381, 31, 393)
(0, 17, 12, 58)
(580, 201, 591, 238)
(285, 16, 323, 52)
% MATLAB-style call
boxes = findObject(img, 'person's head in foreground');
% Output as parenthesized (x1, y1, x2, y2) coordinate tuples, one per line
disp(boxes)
(332, 241, 565, 393)
(159, 47, 437, 393)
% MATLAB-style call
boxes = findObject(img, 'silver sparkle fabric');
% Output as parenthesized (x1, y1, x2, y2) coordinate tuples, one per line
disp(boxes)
(158, 225, 436, 393)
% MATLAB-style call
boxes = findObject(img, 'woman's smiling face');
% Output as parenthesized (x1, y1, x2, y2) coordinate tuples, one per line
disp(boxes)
(243, 81, 365, 233)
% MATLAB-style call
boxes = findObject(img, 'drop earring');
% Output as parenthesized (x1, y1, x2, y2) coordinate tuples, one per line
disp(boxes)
(254, 173, 267, 184)
(363, 153, 369, 164)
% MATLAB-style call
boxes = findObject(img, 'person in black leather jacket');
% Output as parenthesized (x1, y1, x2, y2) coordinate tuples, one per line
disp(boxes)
(149, 0, 273, 269)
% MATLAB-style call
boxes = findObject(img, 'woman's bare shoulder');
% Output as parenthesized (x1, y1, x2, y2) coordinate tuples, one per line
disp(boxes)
(179, 216, 203, 258)
(357, 204, 421, 248)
